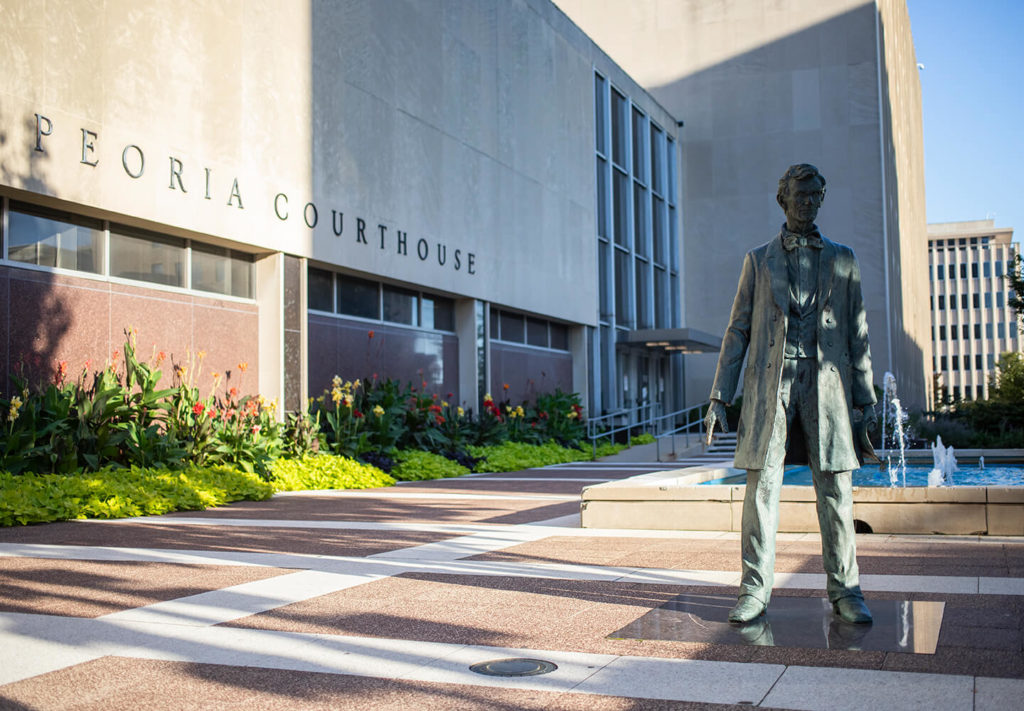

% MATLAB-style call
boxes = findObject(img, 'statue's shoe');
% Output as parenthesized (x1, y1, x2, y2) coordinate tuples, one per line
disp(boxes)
(728, 595, 766, 623)
(832, 596, 872, 624)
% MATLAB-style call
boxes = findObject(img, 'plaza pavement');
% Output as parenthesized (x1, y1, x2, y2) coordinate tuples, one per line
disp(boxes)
(1, 454, 1022, 710)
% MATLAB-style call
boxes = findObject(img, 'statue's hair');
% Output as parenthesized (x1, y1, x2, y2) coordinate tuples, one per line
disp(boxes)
(777, 163, 826, 202)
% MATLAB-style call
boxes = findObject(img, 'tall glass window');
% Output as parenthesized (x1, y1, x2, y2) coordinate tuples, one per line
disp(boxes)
(593, 71, 681, 414)
(109, 227, 186, 288)
(8, 202, 104, 273)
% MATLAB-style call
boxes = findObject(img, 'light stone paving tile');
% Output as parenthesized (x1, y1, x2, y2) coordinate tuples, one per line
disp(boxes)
(614, 568, 740, 586)
(112, 622, 470, 679)
(860, 573, 979, 595)
(770, 572, 825, 590)
(0, 543, 268, 566)
(274, 490, 575, 500)
(399, 643, 617, 692)
(527, 512, 581, 527)
(105, 517, 509, 534)
(367, 529, 551, 561)
(0, 614, 110, 685)
(978, 577, 1024, 595)
(575, 655, 784, 705)
(762, 665, 975, 711)
(98, 570, 387, 626)
(974, 676, 1024, 711)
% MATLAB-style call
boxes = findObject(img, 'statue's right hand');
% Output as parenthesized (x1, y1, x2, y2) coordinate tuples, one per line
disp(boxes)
(704, 399, 728, 446)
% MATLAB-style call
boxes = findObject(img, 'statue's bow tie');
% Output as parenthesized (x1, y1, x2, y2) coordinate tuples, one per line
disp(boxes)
(782, 232, 823, 251)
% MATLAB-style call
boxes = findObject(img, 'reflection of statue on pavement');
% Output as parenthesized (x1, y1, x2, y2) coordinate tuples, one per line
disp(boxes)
(704, 164, 875, 625)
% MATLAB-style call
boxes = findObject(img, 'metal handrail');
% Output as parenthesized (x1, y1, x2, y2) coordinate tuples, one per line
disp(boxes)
(585, 400, 711, 459)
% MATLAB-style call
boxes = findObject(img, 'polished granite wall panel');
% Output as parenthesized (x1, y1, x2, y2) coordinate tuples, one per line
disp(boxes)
(308, 315, 459, 403)
(490, 342, 573, 405)
(2, 265, 258, 392)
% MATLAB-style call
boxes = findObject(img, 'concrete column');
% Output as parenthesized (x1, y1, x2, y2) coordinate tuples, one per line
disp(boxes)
(570, 324, 589, 410)
(256, 253, 284, 418)
(455, 298, 481, 412)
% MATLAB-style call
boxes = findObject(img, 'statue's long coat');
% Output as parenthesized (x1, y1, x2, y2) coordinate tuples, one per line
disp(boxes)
(709, 234, 876, 472)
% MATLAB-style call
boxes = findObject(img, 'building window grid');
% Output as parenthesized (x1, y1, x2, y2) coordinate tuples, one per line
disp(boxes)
(929, 236, 1024, 402)
(0, 197, 255, 300)
(593, 71, 681, 412)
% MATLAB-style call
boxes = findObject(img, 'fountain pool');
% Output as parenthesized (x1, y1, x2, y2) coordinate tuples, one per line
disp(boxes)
(697, 463, 1024, 488)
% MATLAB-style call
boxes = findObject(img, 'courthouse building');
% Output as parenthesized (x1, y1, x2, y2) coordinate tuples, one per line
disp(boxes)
(0, 0, 929, 418)
(927, 220, 1022, 404)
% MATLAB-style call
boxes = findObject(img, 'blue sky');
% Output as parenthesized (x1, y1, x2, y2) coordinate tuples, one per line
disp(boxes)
(906, 0, 1024, 236)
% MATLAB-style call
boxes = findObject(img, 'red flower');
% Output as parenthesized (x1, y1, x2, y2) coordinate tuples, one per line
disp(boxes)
(229, 387, 239, 400)
(446, 392, 454, 399)
(368, 330, 375, 339)
(428, 404, 442, 414)
(192, 402, 205, 416)
(353, 409, 364, 419)
(434, 414, 445, 425)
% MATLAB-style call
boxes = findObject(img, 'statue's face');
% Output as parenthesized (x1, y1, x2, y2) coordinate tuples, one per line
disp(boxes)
(781, 176, 824, 225)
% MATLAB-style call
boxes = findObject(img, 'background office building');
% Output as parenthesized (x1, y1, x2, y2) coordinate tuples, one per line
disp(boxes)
(927, 220, 1022, 404)
(555, 0, 932, 409)
(0, 0, 928, 421)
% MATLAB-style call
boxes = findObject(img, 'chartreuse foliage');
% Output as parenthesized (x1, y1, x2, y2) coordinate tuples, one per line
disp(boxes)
(0, 466, 275, 527)
(391, 450, 471, 481)
(269, 455, 394, 491)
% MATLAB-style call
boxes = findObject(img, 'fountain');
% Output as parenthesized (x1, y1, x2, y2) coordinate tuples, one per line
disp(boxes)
(927, 435, 958, 487)
(880, 372, 908, 487)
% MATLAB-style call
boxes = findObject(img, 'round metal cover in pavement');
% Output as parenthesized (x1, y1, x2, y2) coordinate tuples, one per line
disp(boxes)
(469, 658, 558, 677)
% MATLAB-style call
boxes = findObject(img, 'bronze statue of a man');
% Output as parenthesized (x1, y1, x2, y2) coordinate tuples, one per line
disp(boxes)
(704, 164, 876, 625)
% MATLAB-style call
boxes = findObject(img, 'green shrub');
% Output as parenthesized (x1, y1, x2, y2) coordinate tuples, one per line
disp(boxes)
(0, 466, 274, 527)
(469, 441, 591, 472)
(631, 432, 655, 445)
(391, 450, 471, 481)
(270, 454, 394, 491)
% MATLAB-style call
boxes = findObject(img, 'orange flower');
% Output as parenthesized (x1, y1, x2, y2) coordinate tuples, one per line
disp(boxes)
(368, 330, 375, 339)
(503, 383, 509, 390)
(238, 362, 248, 373)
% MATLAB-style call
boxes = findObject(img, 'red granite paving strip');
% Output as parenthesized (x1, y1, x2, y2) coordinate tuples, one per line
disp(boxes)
(470, 535, 1024, 577)
(0, 657, 770, 711)
(0, 521, 450, 556)
(0, 559, 290, 618)
(147, 495, 570, 523)
(223, 574, 1024, 678)
(396, 478, 592, 494)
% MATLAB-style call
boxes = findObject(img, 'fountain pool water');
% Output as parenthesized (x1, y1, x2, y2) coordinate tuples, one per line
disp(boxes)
(880, 372, 908, 487)
(697, 463, 1024, 487)
(927, 435, 958, 487)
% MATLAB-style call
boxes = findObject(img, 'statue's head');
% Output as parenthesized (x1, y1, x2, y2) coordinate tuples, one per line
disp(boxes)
(777, 163, 826, 227)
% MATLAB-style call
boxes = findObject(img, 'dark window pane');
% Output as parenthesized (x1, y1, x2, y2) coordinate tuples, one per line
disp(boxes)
(615, 249, 631, 326)
(338, 275, 379, 319)
(596, 156, 608, 239)
(308, 268, 334, 311)
(650, 124, 664, 194)
(635, 261, 650, 329)
(8, 202, 103, 273)
(191, 244, 229, 295)
(613, 170, 629, 247)
(611, 89, 627, 168)
(632, 107, 646, 180)
(229, 252, 254, 299)
(490, 308, 499, 340)
(382, 285, 417, 325)
(971, 262, 979, 278)
(655, 267, 667, 328)
(633, 181, 648, 256)
(652, 196, 666, 265)
(109, 227, 185, 287)
(594, 73, 606, 154)
(550, 323, 569, 350)
(666, 137, 677, 199)
(500, 311, 524, 343)
(434, 297, 455, 331)
(599, 241, 612, 319)
(526, 317, 548, 347)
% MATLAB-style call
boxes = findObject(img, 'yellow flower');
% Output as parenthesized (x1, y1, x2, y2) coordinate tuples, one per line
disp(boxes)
(353, 379, 362, 390)
(257, 394, 266, 406)
(505, 405, 512, 414)
(331, 387, 343, 404)
(457, 406, 465, 417)
(11, 396, 23, 409)
(8, 396, 23, 422)
(342, 395, 353, 408)
(567, 411, 578, 419)
(21, 388, 29, 400)
(373, 405, 385, 417)
(484, 393, 493, 403)
(332, 375, 343, 388)
(268, 399, 278, 412)
(441, 401, 448, 408)
(515, 406, 524, 417)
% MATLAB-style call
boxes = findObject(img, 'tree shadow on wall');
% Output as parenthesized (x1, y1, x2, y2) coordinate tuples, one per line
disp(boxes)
(0, 110, 73, 396)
